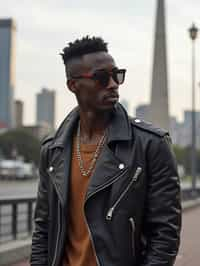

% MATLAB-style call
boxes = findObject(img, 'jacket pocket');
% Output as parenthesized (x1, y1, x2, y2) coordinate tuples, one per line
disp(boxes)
(106, 167, 142, 221)
(129, 217, 136, 258)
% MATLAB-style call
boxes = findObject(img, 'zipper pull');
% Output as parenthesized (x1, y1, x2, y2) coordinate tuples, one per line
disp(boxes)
(106, 167, 142, 222)
(106, 207, 114, 221)
(129, 217, 136, 232)
(132, 167, 142, 182)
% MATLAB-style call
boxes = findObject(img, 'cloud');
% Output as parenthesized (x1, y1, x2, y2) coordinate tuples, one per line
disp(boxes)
(1, 0, 200, 125)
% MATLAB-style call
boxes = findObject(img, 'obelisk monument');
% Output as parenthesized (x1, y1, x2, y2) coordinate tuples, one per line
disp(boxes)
(149, 0, 169, 131)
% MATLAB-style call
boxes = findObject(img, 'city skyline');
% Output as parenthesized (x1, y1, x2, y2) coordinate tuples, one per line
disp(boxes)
(1, 0, 200, 127)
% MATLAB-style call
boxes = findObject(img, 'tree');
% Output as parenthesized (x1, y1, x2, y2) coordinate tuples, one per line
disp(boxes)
(0, 129, 40, 166)
(173, 145, 200, 176)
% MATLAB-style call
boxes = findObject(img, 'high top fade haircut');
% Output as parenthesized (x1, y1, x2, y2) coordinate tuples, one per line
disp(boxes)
(60, 36, 108, 79)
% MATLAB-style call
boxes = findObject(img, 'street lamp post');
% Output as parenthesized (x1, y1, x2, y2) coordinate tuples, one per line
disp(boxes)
(188, 23, 198, 192)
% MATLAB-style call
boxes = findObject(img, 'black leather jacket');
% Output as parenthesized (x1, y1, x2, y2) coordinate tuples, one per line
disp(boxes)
(30, 104, 181, 266)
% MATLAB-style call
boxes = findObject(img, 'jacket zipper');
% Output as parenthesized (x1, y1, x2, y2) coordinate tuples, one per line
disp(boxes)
(51, 202, 61, 266)
(85, 167, 129, 202)
(129, 217, 136, 258)
(84, 167, 130, 266)
(106, 167, 142, 221)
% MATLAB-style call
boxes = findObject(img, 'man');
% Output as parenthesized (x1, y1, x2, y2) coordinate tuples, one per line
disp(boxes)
(31, 36, 181, 266)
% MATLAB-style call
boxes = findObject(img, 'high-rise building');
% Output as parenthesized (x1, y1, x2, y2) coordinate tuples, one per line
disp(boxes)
(135, 104, 150, 121)
(36, 88, 55, 129)
(169, 116, 183, 146)
(0, 18, 16, 128)
(181, 110, 200, 148)
(169, 111, 200, 149)
(149, 0, 169, 131)
(14, 100, 23, 127)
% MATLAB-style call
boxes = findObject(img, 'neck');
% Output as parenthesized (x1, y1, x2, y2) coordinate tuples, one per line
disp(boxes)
(78, 109, 113, 144)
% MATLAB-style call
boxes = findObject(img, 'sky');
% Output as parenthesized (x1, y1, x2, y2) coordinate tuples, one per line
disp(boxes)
(1, 0, 200, 127)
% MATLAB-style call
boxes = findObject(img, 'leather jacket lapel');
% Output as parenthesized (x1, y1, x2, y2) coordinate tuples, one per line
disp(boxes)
(47, 107, 79, 208)
(48, 141, 73, 208)
(86, 104, 134, 200)
(86, 144, 129, 200)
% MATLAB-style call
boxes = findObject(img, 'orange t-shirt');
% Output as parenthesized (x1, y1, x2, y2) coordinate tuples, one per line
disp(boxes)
(62, 136, 98, 266)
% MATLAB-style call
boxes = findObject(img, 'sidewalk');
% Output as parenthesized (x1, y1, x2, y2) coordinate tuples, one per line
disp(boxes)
(7, 199, 200, 266)
(175, 205, 200, 266)
(12, 262, 28, 266)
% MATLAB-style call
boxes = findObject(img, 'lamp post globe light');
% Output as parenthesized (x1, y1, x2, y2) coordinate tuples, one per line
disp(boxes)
(188, 23, 198, 192)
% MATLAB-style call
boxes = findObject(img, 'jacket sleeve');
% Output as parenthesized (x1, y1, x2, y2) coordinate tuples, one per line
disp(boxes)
(30, 144, 49, 266)
(140, 135, 182, 266)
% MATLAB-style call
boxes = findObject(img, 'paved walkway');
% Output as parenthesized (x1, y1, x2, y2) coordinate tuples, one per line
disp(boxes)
(11, 262, 28, 266)
(11, 207, 200, 266)
(175, 206, 200, 266)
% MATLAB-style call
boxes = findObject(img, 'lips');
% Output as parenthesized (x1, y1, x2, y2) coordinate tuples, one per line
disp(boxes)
(104, 93, 119, 100)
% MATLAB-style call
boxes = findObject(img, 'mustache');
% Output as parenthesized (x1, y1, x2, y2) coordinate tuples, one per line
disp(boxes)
(104, 92, 119, 99)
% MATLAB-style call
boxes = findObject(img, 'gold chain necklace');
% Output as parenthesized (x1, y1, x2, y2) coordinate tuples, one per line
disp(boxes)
(76, 121, 106, 176)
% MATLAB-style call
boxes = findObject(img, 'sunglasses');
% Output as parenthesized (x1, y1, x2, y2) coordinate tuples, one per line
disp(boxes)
(71, 68, 126, 87)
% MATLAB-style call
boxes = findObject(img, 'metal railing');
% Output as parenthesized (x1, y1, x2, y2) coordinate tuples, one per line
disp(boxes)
(0, 187, 200, 245)
(181, 187, 200, 201)
(0, 197, 36, 244)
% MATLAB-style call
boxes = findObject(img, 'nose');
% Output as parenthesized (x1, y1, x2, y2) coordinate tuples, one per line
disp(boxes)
(107, 75, 118, 90)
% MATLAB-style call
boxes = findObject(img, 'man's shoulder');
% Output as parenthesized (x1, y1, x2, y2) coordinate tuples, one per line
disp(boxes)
(41, 134, 55, 146)
(129, 117, 169, 138)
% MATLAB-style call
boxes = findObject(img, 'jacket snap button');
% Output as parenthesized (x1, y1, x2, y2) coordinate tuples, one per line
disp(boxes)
(119, 163, 125, 169)
(49, 166, 54, 172)
(135, 119, 141, 123)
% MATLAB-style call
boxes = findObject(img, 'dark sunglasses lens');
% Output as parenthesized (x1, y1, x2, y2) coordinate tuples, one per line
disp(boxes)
(114, 70, 126, 85)
(94, 69, 126, 87)
(95, 71, 110, 87)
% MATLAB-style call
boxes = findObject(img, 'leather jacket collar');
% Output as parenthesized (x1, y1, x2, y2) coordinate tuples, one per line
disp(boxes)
(49, 103, 133, 149)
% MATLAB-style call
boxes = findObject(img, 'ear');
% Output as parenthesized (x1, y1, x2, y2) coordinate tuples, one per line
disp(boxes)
(67, 79, 77, 93)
